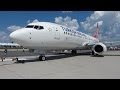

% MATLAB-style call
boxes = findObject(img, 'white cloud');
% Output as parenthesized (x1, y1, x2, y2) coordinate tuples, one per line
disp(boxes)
(32, 19, 39, 23)
(55, 16, 79, 30)
(27, 20, 31, 24)
(7, 25, 22, 32)
(55, 17, 63, 24)
(27, 19, 39, 24)
(0, 31, 10, 43)
(80, 11, 120, 41)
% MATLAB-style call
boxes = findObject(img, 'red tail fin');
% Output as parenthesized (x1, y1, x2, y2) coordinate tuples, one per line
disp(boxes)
(93, 23, 99, 39)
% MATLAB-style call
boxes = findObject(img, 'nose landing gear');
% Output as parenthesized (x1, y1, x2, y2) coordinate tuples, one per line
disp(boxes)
(39, 54, 46, 61)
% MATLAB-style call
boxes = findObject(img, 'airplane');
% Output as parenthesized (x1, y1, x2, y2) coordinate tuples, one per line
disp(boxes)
(9, 22, 107, 61)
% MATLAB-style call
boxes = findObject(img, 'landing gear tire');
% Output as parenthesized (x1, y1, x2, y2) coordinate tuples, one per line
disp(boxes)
(16, 58, 19, 62)
(15, 58, 25, 63)
(91, 51, 95, 56)
(39, 55, 46, 61)
(91, 51, 98, 56)
(21, 60, 25, 63)
(91, 51, 104, 57)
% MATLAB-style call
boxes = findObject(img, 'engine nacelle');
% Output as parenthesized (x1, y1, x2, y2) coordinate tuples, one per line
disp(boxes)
(92, 42, 107, 55)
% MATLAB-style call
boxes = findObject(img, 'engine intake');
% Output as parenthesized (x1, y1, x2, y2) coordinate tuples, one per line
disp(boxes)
(92, 43, 107, 55)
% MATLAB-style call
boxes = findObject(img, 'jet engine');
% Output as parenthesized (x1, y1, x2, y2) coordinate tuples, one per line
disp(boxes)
(92, 42, 107, 55)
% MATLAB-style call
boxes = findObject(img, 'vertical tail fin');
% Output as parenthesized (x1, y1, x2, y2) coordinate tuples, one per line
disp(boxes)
(93, 23, 99, 39)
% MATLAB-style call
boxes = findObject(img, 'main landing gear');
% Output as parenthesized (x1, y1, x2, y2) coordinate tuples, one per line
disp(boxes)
(91, 50, 104, 57)
(91, 50, 95, 56)
(15, 58, 25, 63)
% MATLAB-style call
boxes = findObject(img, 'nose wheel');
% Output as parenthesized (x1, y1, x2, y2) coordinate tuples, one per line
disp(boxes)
(39, 55, 46, 61)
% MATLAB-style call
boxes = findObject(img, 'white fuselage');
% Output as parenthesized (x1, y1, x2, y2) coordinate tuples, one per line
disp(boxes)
(9, 22, 99, 51)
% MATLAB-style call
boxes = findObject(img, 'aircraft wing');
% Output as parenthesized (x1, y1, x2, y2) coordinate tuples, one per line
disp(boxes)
(83, 41, 120, 47)
(75, 42, 96, 50)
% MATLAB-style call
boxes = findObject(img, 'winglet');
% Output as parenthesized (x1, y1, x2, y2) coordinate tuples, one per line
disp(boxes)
(93, 23, 99, 39)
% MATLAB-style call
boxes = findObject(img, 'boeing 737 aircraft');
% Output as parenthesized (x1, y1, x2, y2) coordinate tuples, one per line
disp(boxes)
(9, 22, 107, 61)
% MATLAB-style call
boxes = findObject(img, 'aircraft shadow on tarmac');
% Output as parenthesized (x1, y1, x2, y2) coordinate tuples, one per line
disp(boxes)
(15, 52, 120, 63)
(15, 52, 92, 63)
(0, 51, 91, 64)
(48, 52, 91, 60)
(1, 51, 120, 64)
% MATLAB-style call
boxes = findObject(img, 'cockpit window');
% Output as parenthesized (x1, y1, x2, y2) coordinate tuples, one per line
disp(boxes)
(34, 26, 44, 30)
(25, 25, 44, 30)
(34, 26, 39, 29)
(25, 25, 34, 28)
(39, 26, 44, 29)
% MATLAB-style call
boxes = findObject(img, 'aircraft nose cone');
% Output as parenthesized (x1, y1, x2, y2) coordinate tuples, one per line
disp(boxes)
(9, 29, 29, 45)
(9, 30, 22, 42)
(9, 32, 16, 39)
(9, 31, 20, 40)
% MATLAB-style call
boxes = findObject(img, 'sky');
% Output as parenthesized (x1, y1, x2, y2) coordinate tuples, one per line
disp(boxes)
(0, 11, 120, 43)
